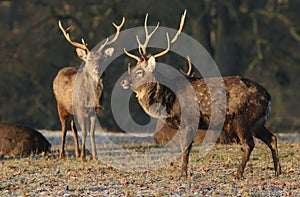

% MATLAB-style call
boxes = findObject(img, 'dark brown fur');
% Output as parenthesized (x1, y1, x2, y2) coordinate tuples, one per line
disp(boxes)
(122, 56, 282, 178)
(0, 123, 51, 157)
(154, 119, 239, 146)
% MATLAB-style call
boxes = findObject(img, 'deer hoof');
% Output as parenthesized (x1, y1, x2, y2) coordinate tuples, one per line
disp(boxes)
(81, 156, 86, 162)
(236, 173, 245, 179)
(59, 153, 65, 160)
(92, 157, 98, 161)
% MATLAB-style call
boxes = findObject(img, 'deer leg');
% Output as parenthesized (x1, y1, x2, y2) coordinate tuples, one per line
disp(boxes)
(71, 119, 80, 158)
(237, 137, 254, 179)
(77, 117, 87, 162)
(89, 115, 97, 161)
(181, 143, 193, 179)
(60, 123, 67, 159)
(253, 125, 282, 176)
(58, 106, 68, 159)
(234, 122, 255, 179)
(179, 126, 195, 179)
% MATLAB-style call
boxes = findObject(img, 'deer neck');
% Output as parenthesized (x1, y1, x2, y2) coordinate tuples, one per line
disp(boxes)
(80, 68, 100, 85)
(74, 69, 103, 109)
(135, 82, 177, 119)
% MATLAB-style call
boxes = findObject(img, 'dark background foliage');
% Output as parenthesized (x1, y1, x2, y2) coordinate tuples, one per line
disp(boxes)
(0, 0, 299, 132)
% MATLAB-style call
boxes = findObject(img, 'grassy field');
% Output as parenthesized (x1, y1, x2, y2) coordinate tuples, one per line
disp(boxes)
(0, 132, 299, 196)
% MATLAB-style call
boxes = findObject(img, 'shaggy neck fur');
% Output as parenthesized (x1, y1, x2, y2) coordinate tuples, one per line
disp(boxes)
(135, 81, 181, 128)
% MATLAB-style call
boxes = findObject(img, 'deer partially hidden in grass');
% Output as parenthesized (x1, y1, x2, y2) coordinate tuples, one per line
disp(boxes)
(53, 17, 125, 161)
(121, 11, 281, 178)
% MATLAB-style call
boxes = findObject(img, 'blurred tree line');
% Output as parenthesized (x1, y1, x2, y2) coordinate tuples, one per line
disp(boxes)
(0, 0, 299, 132)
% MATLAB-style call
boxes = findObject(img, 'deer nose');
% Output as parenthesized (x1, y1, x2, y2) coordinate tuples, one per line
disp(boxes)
(121, 79, 130, 89)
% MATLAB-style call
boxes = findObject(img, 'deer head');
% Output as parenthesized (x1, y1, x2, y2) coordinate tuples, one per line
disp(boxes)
(121, 10, 186, 95)
(59, 17, 125, 80)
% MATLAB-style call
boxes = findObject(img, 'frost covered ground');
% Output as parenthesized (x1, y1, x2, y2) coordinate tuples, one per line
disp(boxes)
(0, 130, 299, 196)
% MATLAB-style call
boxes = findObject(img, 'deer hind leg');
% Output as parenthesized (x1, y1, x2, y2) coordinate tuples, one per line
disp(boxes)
(57, 105, 68, 159)
(234, 122, 255, 179)
(71, 119, 80, 158)
(253, 125, 282, 176)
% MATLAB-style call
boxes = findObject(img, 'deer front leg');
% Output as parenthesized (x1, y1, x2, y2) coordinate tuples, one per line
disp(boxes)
(237, 137, 255, 179)
(181, 143, 193, 179)
(179, 126, 195, 179)
(77, 116, 87, 162)
(89, 115, 97, 161)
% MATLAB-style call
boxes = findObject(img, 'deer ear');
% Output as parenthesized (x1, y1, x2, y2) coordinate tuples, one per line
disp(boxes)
(144, 56, 156, 72)
(76, 48, 88, 60)
(104, 47, 114, 57)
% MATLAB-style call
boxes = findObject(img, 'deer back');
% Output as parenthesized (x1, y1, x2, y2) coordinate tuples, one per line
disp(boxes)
(191, 76, 271, 129)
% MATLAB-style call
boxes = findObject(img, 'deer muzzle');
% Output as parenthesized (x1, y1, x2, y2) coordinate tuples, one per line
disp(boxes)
(121, 79, 131, 89)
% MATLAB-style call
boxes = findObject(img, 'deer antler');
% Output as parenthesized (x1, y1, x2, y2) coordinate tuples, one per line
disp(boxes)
(124, 10, 186, 62)
(136, 13, 160, 56)
(153, 9, 186, 59)
(180, 56, 195, 78)
(58, 20, 90, 52)
(127, 62, 131, 74)
(123, 48, 141, 62)
(106, 17, 125, 45)
(153, 33, 170, 58)
(171, 9, 186, 44)
(59, 17, 125, 53)
(124, 14, 159, 61)
(98, 17, 125, 52)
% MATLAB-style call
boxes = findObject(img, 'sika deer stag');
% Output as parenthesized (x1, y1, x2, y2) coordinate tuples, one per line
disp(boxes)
(53, 18, 125, 161)
(121, 11, 281, 178)
(154, 58, 238, 146)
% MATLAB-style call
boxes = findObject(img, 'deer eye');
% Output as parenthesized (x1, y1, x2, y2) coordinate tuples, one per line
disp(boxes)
(135, 70, 144, 77)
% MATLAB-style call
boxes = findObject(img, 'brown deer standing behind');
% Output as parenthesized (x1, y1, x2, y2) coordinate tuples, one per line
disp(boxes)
(53, 18, 125, 161)
(121, 11, 281, 178)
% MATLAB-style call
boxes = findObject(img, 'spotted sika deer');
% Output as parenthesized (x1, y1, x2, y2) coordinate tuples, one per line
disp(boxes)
(121, 11, 281, 178)
(53, 18, 125, 161)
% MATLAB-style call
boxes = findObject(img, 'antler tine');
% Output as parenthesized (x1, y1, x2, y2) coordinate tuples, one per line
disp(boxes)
(98, 38, 109, 52)
(138, 44, 147, 60)
(137, 13, 160, 55)
(106, 17, 125, 45)
(153, 10, 186, 59)
(127, 62, 131, 74)
(153, 33, 170, 58)
(58, 20, 89, 51)
(180, 56, 194, 77)
(171, 9, 186, 44)
(186, 56, 192, 76)
(136, 35, 143, 57)
(123, 48, 141, 62)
